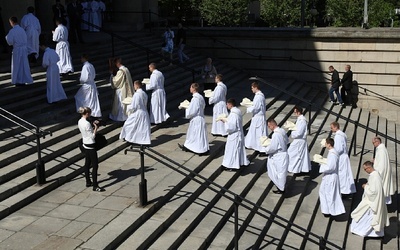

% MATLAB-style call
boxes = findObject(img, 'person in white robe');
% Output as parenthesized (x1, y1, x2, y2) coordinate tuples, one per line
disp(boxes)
(52, 18, 74, 74)
(209, 74, 228, 137)
(372, 137, 394, 204)
(330, 122, 356, 194)
(81, 0, 90, 30)
(264, 118, 289, 193)
(5, 16, 33, 85)
(178, 83, 209, 155)
(20, 7, 41, 60)
(120, 80, 151, 145)
(75, 54, 102, 117)
(351, 160, 389, 237)
(287, 106, 311, 173)
(40, 44, 67, 103)
(109, 58, 134, 121)
(318, 138, 346, 216)
(221, 98, 249, 170)
(146, 63, 170, 124)
(89, 0, 100, 32)
(97, 0, 106, 28)
(245, 82, 267, 153)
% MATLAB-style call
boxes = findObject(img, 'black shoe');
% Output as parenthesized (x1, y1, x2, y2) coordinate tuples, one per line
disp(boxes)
(258, 152, 267, 157)
(86, 182, 93, 187)
(198, 150, 210, 156)
(178, 143, 188, 152)
(93, 186, 105, 192)
(272, 189, 284, 194)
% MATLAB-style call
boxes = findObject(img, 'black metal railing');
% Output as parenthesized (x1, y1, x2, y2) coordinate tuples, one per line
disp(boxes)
(124, 145, 342, 250)
(0, 107, 52, 185)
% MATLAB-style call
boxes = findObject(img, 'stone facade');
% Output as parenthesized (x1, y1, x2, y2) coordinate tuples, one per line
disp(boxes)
(186, 27, 400, 123)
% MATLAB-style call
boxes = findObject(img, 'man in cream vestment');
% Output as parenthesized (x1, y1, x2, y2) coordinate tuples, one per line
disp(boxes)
(372, 137, 394, 204)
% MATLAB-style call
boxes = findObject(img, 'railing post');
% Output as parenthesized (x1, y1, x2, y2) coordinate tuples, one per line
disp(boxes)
(234, 195, 239, 250)
(35, 127, 45, 185)
(308, 104, 312, 135)
(319, 236, 326, 250)
(353, 123, 357, 156)
(139, 145, 148, 207)
(111, 33, 115, 58)
(148, 9, 152, 33)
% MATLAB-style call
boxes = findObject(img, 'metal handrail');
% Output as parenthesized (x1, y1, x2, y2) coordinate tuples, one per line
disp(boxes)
(0, 107, 52, 185)
(124, 145, 342, 249)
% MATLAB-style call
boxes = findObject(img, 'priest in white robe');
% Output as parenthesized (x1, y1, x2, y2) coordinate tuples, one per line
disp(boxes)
(5, 16, 33, 85)
(120, 80, 151, 145)
(40, 43, 67, 103)
(146, 63, 170, 124)
(20, 7, 41, 60)
(89, 0, 100, 32)
(209, 74, 228, 137)
(178, 83, 209, 155)
(264, 118, 289, 193)
(331, 122, 356, 194)
(221, 98, 249, 170)
(318, 138, 346, 216)
(245, 82, 267, 153)
(97, 0, 106, 28)
(351, 160, 389, 237)
(52, 18, 74, 74)
(372, 137, 394, 204)
(109, 58, 134, 121)
(75, 54, 102, 117)
(287, 106, 311, 173)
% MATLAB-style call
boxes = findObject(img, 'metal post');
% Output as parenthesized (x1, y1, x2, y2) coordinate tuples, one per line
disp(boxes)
(35, 127, 45, 185)
(353, 123, 357, 156)
(111, 33, 115, 57)
(308, 104, 312, 135)
(234, 195, 239, 250)
(139, 145, 148, 207)
(148, 9, 152, 33)
(362, 0, 369, 28)
(301, 0, 305, 28)
(319, 236, 326, 250)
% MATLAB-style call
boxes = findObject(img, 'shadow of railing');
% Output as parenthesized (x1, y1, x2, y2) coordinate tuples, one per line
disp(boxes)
(123, 145, 343, 250)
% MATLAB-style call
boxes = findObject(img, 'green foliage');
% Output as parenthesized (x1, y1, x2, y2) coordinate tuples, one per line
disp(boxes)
(195, 0, 250, 26)
(326, 0, 397, 27)
(259, 0, 305, 27)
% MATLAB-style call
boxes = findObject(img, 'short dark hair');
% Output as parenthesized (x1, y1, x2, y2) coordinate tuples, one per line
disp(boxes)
(149, 62, 157, 69)
(326, 137, 334, 147)
(267, 118, 277, 126)
(294, 105, 303, 114)
(331, 121, 340, 129)
(227, 98, 236, 106)
(251, 82, 260, 89)
(134, 80, 142, 87)
(363, 160, 373, 168)
(81, 54, 89, 60)
(27, 6, 35, 13)
(216, 74, 223, 81)
(113, 57, 122, 65)
(9, 16, 18, 23)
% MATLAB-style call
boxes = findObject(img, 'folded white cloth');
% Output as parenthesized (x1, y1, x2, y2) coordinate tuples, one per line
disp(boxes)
(240, 97, 253, 107)
(122, 96, 133, 105)
(142, 78, 150, 84)
(260, 136, 271, 147)
(320, 138, 326, 148)
(204, 89, 214, 98)
(283, 120, 297, 131)
(215, 113, 228, 122)
(313, 154, 328, 165)
(178, 100, 190, 109)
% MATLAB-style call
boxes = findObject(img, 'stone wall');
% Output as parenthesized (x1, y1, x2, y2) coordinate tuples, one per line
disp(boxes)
(186, 27, 400, 123)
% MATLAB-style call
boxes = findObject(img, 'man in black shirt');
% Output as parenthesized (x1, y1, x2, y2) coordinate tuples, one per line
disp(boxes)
(67, 0, 85, 44)
(176, 23, 189, 63)
(328, 65, 343, 106)
(341, 65, 356, 108)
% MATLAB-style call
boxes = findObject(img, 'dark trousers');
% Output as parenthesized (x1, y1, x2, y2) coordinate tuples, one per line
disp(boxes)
(69, 20, 84, 43)
(84, 148, 98, 186)
(343, 88, 354, 106)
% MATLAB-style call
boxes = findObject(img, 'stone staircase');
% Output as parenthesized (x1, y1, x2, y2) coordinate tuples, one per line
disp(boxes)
(0, 31, 398, 250)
